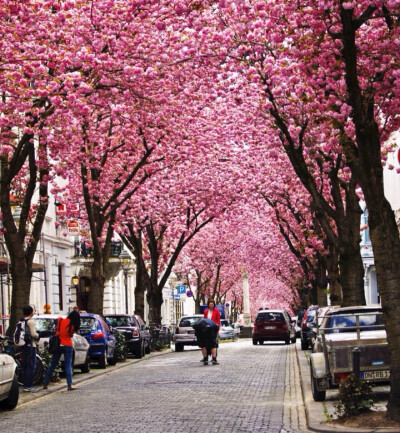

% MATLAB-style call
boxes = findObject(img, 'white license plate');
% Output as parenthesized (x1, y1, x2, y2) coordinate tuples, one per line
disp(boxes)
(264, 326, 275, 329)
(361, 370, 390, 380)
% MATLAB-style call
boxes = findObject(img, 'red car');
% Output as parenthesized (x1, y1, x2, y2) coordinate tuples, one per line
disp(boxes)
(252, 309, 296, 345)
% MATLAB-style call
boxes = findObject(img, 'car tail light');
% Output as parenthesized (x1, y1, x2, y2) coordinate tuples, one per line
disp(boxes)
(175, 327, 179, 334)
(93, 331, 105, 339)
(334, 372, 352, 383)
(132, 329, 139, 337)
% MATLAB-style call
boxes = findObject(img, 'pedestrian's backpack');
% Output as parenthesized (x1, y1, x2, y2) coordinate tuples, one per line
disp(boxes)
(13, 319, 31, 346)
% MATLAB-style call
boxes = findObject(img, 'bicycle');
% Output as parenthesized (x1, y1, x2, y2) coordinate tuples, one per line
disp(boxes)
(1, 337, 44, 386)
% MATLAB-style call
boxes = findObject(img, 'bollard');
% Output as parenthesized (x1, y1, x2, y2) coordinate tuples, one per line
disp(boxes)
(352, 347, 361, 379)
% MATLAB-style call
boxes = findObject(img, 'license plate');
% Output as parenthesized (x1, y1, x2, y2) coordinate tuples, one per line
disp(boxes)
(187, 330, 195, 334)
(264, 326, 275, 329)
(361, 370, 390, 380)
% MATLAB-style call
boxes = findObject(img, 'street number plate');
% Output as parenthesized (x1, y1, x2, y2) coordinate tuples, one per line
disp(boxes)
(361, 370, 390, 380)
(264, 326, 275, 329)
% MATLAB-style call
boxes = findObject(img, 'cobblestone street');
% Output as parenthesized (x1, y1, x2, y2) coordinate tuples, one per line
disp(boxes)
(0, 340, 309, 433)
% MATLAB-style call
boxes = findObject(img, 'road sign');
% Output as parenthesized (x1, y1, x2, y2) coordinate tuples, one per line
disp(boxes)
(174, 294, 181, 300)
(186, 290, 193, 297)
(176, 284, 186, 294)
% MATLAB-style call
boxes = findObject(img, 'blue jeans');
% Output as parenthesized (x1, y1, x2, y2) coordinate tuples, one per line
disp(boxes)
(43, 345, 74, 387)
(22, 345, 37, 388)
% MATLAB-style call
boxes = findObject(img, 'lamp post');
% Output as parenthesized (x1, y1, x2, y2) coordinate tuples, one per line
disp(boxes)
(119, 250, 130, 314)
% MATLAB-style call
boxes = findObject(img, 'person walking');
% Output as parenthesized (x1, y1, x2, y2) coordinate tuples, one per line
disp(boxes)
(43, 310, 81, 391)
(21, 305, 40, 392)
(201, 299, 221, 365)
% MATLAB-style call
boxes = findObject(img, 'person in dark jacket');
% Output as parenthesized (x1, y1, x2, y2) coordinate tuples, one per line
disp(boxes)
(200, 299, 221, 365)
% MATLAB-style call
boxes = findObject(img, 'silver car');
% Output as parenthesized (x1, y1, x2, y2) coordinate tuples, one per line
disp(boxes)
(219, 319, 235, 340)
(0, 337, 19, 410)
(34, 314, 91, 373)
(173, 314, 203, 352)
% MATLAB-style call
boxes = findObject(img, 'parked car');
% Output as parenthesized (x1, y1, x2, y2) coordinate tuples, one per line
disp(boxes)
(300, 305, 319, 350)
(104, 314, 150, 358)
(79, 313, 117, 368)
(0, 337, 19, 410)
(219, 319, 235, 340)
(33, 314, 91, 373)
(252, 309, 296, 345)
(173, 314, 203, 351)
(310, 306, 337, 352)
(309, 305, 388, 402)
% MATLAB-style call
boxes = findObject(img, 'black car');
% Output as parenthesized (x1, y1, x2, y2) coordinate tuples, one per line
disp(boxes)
(300, 306, 319, 350)
(104, 314, 150, 358)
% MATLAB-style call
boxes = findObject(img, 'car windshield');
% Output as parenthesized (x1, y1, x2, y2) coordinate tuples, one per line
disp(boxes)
(34, 318, 57, 333)
(256, 312, 284, 322)
(220, 320, 230, 327)
(106, 316, 133, 327)
(179, 317, 201, 327)
(325, 311, 384, 333)
(80, 317, 98, 331)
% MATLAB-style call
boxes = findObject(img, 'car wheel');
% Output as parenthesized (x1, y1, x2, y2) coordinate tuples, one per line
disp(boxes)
(98, 350, 107, 369)
(145, 341, 151, 354)
(285, 336, 290, 344)
(108, 348, 117, 366)
(252, 339, 258, 345)
(2, 374, 19, 410)
(310, 365, 326, 401)
(175, 343, 184, 352)
(81, 353, 91, 373)
(135, 341, 144, 359)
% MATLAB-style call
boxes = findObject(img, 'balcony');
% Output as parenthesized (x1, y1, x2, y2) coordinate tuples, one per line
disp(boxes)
(74, 241, 123, 258)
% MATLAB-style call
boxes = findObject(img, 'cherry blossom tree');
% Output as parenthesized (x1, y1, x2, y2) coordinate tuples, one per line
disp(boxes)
(0, 0, 82, 333)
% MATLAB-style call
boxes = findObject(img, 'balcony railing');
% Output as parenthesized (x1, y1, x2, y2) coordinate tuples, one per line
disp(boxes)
(74, 241, 123, 258)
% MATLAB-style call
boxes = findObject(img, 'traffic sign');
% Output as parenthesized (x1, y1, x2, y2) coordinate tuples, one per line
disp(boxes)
(174, 294, 181, 300)
(176, 284, 186, 294)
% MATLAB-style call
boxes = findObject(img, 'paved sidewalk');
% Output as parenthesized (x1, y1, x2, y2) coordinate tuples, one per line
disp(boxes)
(295, 344, 399, 433)
(17, 349, 173, 407)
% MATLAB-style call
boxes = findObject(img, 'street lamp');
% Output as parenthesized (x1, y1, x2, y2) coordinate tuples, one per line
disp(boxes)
(119, 250, 130, 314)
(72, 275, 79, 288)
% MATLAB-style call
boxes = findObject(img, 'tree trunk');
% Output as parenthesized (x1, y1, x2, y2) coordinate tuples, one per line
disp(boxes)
(7, 267, 31, 336)
(134, 260, 147, 319)
(314, 261, 327, 307)
(368, 200, 400, 419)
(326, 250, 342, 305)
(86, 253, 105, 316)
(339, 244, 365, 306)
(147, 279, 163, 328)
